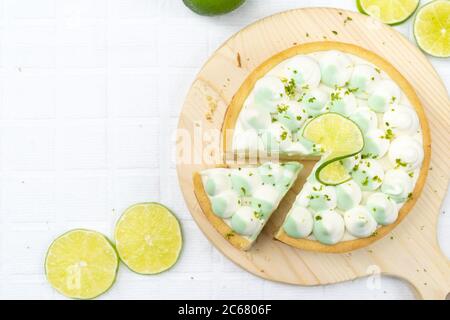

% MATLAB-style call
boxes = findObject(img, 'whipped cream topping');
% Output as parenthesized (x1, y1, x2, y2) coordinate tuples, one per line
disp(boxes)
(383, 105, 420, 136)
(201, 162, 302, 240)
(368, 79, 401, 113)
(366, 192, 399, 225)
(283, 206, 314, 238)
(381, 169, 413, 203)
(351, 159, 384, 191)
(336, 180, 362, 211)
(280, 55, 321, 88)
(349, 106, 378, 134)
(362, 129, 390, 159)
(344, 206, 378, 238)
(229, 50, 424, 245)
(318, 50, 353, 87)
(388, 136, 424, 170)
(312, 209, 345, 245)
(327, 87, 358, 116)
(349, 64, 381, 99)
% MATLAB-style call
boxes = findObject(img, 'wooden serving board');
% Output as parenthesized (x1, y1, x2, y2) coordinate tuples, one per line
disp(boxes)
(176, 7, 450, 299)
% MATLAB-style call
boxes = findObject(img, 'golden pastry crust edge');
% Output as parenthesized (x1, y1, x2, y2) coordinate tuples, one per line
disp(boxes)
(221, 41, 431, 253)
(193, 171, 253, 251)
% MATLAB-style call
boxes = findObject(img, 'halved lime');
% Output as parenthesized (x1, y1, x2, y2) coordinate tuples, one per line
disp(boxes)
(303, 113, 364, 185)
(357, 0, 420, 25)
(115, 203, 182, 275)
(183, 0, 246, 16)
(45, 229, 118, 299)
(414, 0, 450, 58)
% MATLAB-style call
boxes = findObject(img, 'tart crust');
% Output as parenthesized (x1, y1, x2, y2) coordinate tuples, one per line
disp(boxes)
(193, 171, 252, 251)
(220, 41, 431, 253)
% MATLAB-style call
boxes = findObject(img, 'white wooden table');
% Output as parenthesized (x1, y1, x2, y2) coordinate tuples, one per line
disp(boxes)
(0, 0, 448, 300)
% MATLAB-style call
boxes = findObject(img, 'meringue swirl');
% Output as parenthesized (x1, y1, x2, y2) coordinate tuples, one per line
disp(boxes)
(366, 192, 399, 225)
(388, 136, 424, 170)
(283, 206, 314, 238)
(381, 169, 413, 203)
(383, 105, 420, 136)
(313, 209, 345, 245)
(344, 206, 378, 238)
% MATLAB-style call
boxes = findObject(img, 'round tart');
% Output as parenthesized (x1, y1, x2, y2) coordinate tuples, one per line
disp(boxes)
(220, 42, 430, 253)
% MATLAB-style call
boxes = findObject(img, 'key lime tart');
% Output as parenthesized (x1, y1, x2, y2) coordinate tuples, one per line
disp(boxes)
(194, 42, 430, 252)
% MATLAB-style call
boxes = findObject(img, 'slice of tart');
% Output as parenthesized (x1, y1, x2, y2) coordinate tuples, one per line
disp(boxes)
(193, 162, 303, 250)
(220, 42, 430, 252)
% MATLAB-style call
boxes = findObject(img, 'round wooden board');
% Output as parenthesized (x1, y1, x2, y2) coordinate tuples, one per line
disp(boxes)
(176, 7, 450, 299)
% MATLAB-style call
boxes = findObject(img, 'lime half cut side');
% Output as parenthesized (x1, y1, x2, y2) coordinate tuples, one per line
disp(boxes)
(357, 0, 420, 25)
(115, 203, 183, 275)
(414, 0, 450, 58)
(303, 113, 364, 186)
(45, 229, 118, 299)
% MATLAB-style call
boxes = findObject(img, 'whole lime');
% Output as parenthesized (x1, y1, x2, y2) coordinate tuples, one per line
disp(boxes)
(183, 0, 246, 16)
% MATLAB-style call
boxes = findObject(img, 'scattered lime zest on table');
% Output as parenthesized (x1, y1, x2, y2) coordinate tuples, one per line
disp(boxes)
(183, 0, 246, 16)
(414, 0, 450, 58)
(45, 229, 118, 299)
(357, 0, 420, 25)
(115, 203, 183, 275)
(303, 113, 364, 186)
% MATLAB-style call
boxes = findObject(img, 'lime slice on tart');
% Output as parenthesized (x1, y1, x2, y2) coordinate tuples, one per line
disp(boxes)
(45, 229, 118, 299)
(357, 0, 420, 25)
(183, 0, 246, 16)
(303, 113, 364, 186)
(414, 0, 450, 58)
(115, 203, 182, 275)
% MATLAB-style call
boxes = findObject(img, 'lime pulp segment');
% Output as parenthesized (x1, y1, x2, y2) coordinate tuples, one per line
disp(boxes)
(114, 203, 183, 275)
(303, 113, 364, 185)
(414, 0, 450, 58)
(45, 229, 118, 299)
(357, 0, 420, 25)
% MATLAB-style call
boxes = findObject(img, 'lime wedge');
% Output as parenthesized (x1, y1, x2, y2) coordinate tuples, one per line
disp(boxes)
(115, 203, 182, 274)
(303, 113, 364, 185)
(414, 0, 450, 58)
(183, 0, 246, 16)
(357, 0, 420, 25)
(45, 229, 118, 299)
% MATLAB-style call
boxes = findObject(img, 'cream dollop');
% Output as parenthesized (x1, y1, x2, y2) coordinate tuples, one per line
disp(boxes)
(383, 105, 420, 135)
(211, 191, 239, 219)
(261, 122, 293, 152)
(348, 64, 381, 99)
(239, 106, 272, 131)
(281, 56, 321, 88)
(327, 87, 358, 116)
(253, 76, 285, 112)
(231, 206, 262, 236)
(318, 51, 354, 87)
(388, 136, 424, 170)
(313, 209, 345, 245)
(366, 192, 399, 225)
(351, 159, 384, 191)
(362, 129, 390, 159)
(336, 180, 362, 211)
(297, 182, 337, 212)
(283, 206, 314, 238)
(204, 171, 232, 196)
(344, 206, 378, 238)
(381, 169, 413, 203)
(300, 87, 329, 116)
(349, 106, 378, 134)
(368, 79, 401, 113)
